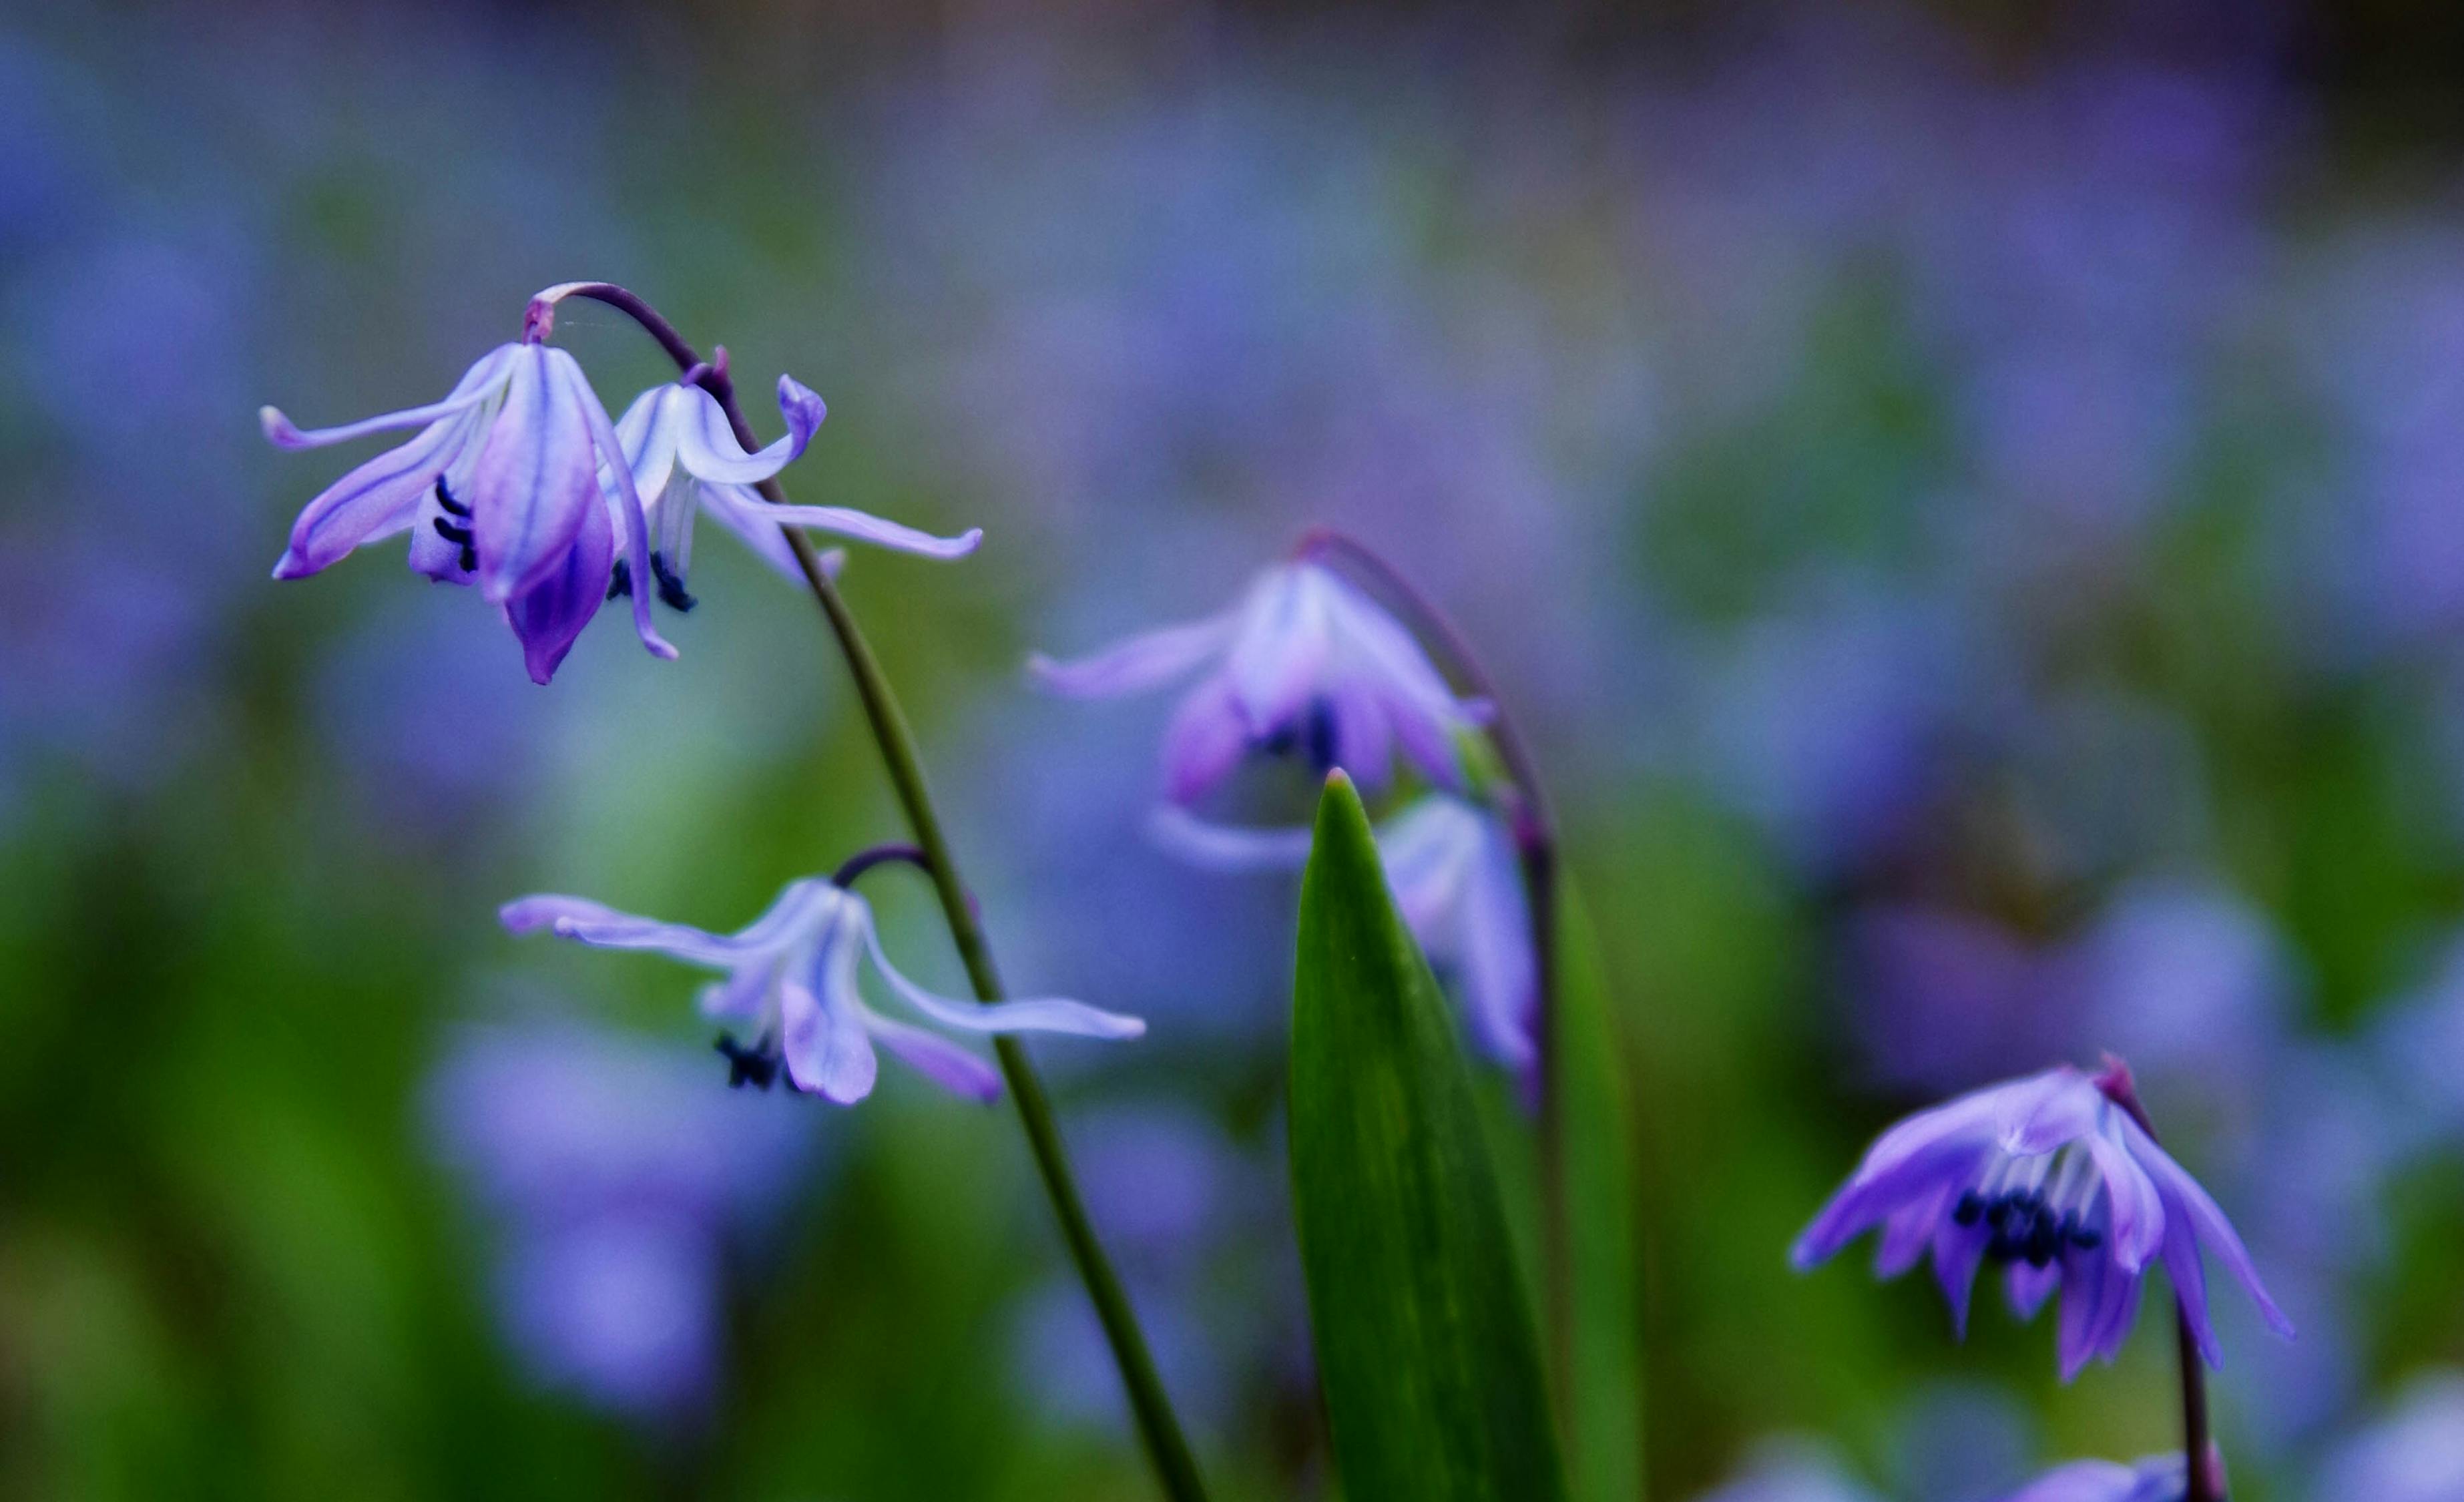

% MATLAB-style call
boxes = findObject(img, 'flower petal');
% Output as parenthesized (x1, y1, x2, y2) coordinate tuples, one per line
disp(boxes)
(859, 916, 1145, 1039)
(611, 385, 681, 507)
(1997, 1067, 2101, 1155)
(2001, 1460, 2144, 1502)
(471, 345, 599, 603)
(500, 894, 764, 968)
(2080, 1117, 2166, 1273)
(1224, 565, 1333, 732)
(753, 500, 981, 560)
(1161, 676, 1254, 804)
(1931, 1216, 1990, 1336)
(2126, 1115, 2294, 1347)
(1453, 816, 1538, 1073)
(668, 377, 824, 485)
(859, 1007, 1004, 1101)
(259, 344, 512, 450)
(780, 980, 876, 1104)
(1146, 806, 1314, 872)
(2006, 1256, 2061, 1321)
(271, 413, 474, 579)
(503, 476, 615, 685)
(559, 352, 676, 662)
(1027, 612, 1236, 699)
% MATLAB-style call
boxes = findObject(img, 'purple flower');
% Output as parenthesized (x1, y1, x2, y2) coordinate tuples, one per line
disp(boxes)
(1792, 1064, 2291, 1379)
(2316, 1370, 2464, 1502)
(2000, 1454, 2192, 1502)
(264, 340, 675, 684)
(1150, 794, 1536, 1079)
(501, 877, 1145, 1104)
(1029, 559, 1486, 802)
(607, 372, 979, 610)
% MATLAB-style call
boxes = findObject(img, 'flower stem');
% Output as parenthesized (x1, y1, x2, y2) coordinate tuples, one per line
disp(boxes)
(1296, 526, 1573, 1409)
(541, 283, 1210, 1502)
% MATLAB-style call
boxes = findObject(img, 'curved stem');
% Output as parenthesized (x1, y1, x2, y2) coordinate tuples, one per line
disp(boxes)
(1295, 525, 1573, 1411)
(548, 282, 1210, 1502)
(829, 842, 931, 890)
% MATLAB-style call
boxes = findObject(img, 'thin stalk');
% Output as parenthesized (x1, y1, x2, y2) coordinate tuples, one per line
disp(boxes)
(1296, 526, 1572, 1407)
(533, 284, 1210, 1502)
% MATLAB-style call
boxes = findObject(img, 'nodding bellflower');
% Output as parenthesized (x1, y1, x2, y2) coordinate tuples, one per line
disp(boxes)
(1791, 1063, 2291, 1379)
(1029, 560, 1488, 802)
(606, 371, 980, 613)
(2001, 1453, 2200, 1502)
(1150, 794, 1536, 1082)
(264, 340, 675, 684)
(501, 877, 1146, 1105)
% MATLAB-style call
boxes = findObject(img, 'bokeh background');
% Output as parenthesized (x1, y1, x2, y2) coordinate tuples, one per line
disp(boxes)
(7, 1, 2464, 1498)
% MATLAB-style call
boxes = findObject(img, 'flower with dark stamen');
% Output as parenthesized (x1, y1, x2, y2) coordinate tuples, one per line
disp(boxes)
(264, 340, 674, 684)
(1029, 560, 1488, 802)
(502, 876, 1144, 1105)
(604, 370, 979, 610)
(1792, 1063, 2291, 1379)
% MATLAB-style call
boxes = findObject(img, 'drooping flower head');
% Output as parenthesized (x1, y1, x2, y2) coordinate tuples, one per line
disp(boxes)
(1150, 792, 1536, 1082)
(606, 368, 979, 612)
(1030, 559, 1488, 802)
(1792, 1063, 2291, 1379)
(264, 338, 675, 684)
(501, 874, 1145, 1104)
(2000, 1453, 2199, 1502)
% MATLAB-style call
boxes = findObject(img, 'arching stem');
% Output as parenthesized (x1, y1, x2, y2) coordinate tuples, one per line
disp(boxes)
(533, 282, 1210, 1502)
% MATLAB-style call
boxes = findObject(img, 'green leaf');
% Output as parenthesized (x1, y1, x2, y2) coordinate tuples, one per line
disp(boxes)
(1555, 881, 1646, 1502)
(1289, 772, 1568, 1502)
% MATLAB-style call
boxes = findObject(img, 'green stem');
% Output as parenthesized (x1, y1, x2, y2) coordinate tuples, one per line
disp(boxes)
(539, 284, 1209, 1502)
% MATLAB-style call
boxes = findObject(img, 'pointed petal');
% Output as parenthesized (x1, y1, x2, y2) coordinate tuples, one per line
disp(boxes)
(2006, 1257, 2061, 1321)
(667, 377, 826, 485)
(780, 981, 876, 1104)
(859, 917, 1144, 1039)
(1931, 1217, 1990, 1336)
(1793, 1128, 1981, 1272)
(559, 352, 676, 662)
(1146, 806, 1314, 872)
(859, 1007, 1003, 1101)
(2126, 1115, 2294, 1343)
(1224, 565, 1333, 731)
(1328, 573, 1474, 787)
(500, 895, 760, 968)
(1875, 1180, 1951, 1278)
(259, 345, 512, 449)
(272, 413, 474, 579)
(611, 385, 681, 507)
(1028, 612, 1236, 699)
(2081, 1118, 2167, 1273)
(504, 477, 615, 685)
(1453, 818, 1538, 1071)
(1161, 676, 1254, 804)
(1998, 1067, 2102, 1155)
(471, 345, 599, 603)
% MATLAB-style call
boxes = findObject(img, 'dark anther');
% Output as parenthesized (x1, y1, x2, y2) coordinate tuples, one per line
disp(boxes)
(434, 478, 471, 518)
(1953, 1190, 1984, 1227)
(431, 516, 473, 545)
(607, 557, 633, 601)
(714, 1035, 780, 1091)
(650, 551, 697, 613)
(2068, 1222, 2104, 1252)
(1303, 699, 1340, 773)
(459, 545, 477, 573)
(431, 515, 479, 573)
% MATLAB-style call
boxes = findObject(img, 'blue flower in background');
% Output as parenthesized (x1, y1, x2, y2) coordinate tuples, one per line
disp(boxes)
(1999, 1453, 2194, 1502)
(1693, 1438, 1884, 1502)
(426, 1019, 818, 1421)
(2315, 1370, 2464, 1502)
(264, 340, 675, 683)
(1793, 1064, 2291, 1379)
(502, 877, 1144, 1104)
(1150, 793, 1537, 1081)
(1031, 559, 1485, 801)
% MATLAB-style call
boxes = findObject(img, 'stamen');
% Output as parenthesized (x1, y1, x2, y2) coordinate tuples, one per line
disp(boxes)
(650, 551, 697, 613)
(714, 1033, 781, 1091)
(431, 517, 473, 545)
(434, 479, 471, 518)
(607, 557, 633, 601)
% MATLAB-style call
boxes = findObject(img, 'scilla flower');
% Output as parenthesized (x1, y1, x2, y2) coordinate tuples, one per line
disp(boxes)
(1792, 1063, 2291, 1379)
(501, 875, 1146, 1104)
(1150, 794, 1535, 1081)
(264, 340, 674, 684)
(1030, 560, 1487, 801)
(2003, 1453, 2202, 1502)
(606, 370, 979, 612)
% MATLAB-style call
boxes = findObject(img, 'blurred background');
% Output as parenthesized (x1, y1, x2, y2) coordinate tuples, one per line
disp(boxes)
(7, 0, 2464, 1497)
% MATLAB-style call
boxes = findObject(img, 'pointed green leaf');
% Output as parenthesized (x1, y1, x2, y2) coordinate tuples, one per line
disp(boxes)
(1290, 772, 1567, 1502)
(1555, 881, 1645, 1502)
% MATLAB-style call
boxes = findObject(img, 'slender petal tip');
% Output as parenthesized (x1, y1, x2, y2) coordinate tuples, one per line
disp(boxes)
(497, 897, 561, 934)
(776, 374, 827, 447)
(259, 405, 310, 449)
(269, 550, 314, 580)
